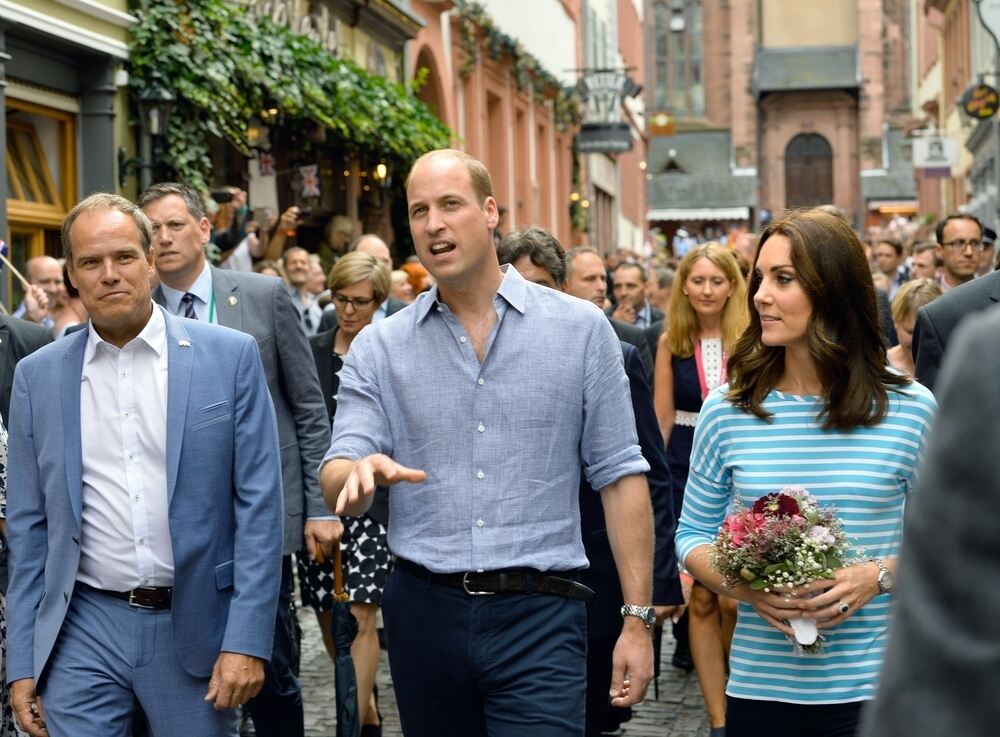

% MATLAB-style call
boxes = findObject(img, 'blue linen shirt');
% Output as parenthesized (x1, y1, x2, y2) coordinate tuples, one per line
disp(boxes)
(323, 265, 649, 573)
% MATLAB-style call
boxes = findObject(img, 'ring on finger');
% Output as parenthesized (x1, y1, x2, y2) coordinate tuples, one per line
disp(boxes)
(837, 600, 850, 614)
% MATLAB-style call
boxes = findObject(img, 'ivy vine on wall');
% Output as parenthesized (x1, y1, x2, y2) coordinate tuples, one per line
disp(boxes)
(128, 0, 452, 191)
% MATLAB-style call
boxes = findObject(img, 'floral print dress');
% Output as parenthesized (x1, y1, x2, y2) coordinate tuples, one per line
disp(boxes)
(0, 419, 25, 736)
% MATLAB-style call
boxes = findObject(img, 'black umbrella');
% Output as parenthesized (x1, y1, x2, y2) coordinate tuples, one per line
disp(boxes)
(326, 544, 360, 737)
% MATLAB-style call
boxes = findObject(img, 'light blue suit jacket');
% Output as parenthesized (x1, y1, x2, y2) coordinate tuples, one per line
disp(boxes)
(6, 308, 284, 683)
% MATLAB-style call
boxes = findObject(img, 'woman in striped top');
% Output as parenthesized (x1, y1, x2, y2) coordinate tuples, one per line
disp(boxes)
(675, 209, 936, 737)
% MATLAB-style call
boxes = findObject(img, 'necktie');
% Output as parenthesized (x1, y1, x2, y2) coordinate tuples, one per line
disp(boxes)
(180, 292, 198, 320)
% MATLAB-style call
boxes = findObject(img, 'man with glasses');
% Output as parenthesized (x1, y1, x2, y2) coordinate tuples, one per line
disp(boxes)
(935, 214, 983, 292)
(140, 183, 337, 737)
(913, 213, 1000, 391)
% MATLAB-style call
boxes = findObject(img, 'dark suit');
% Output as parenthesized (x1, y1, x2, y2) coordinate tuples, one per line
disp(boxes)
(861, 304, 1000, 737)
(317, 296, 408, 332)
(0, 315, 52, 423)
(644, 320, 664, 365)
(876, 286, 898, 349)
(912, 270, 1000, 391)
(608, 317, 654, 386)
(154, 267, 329, 737)
(579, 341, 682, 736)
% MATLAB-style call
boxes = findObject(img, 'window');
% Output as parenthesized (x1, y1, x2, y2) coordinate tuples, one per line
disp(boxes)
(4, 97, 76, 309)
(653, 1, 705, 118)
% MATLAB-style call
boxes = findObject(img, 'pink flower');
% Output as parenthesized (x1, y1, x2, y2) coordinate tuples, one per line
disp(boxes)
(724, 514, 749, 547)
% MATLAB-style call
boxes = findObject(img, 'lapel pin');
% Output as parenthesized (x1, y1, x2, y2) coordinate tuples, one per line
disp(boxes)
(228, 296, 238, 306)
(178, 339, 192, 348)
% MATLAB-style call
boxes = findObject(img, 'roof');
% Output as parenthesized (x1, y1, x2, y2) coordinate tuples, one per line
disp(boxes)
(753, 45, 860, 95)
(647, 131, 757, 219)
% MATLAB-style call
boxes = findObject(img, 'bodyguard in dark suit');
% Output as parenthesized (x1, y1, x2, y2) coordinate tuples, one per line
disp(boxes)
(913, 269, 1000, 391)
(562, 246, 654, 383)
(497, 230, 681, 735)
(140, 183, 335, 737)
(861, 304, 1000, 737)
(0, 315, 52, 423)
(580, 342, 682, 736)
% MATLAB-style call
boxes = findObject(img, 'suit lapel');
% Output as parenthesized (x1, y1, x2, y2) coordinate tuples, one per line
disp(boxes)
(212, 266, 243, 331)
(61, 333, 87, 527)
(163, 313, 193, 504)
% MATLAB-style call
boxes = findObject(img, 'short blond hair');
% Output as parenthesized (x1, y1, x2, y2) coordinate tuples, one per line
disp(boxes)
(407, 149, 494, 203)
(327, 252, 390, 302)
(891, 278, 943, 323)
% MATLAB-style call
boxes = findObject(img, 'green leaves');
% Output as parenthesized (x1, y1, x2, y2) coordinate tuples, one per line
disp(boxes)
(128, 0, 452, 189)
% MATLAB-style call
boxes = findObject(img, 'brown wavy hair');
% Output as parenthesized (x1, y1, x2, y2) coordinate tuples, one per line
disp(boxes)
(726, 209, 911, 429)
(664, 242, 749, 357)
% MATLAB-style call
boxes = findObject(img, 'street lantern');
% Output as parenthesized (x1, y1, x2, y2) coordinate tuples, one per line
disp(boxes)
(137, 70, 175, 137)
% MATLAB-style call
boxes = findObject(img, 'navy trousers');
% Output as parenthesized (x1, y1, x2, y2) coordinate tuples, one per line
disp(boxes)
(727, 697, 865, 737)
(381, 564, 588, 737)
(244, 555, 304, 737)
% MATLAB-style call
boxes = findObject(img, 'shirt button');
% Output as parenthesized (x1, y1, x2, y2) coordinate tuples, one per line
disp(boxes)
(129, 454, 134, 461)
(477, 378, 485, 385)
(133, 495, 140, 502)
(124, 412, 129, 418)
(437, 306, 444, 312)
(477, 424, 485, 433)
(476, 519, 485, 528)
(121, 371, 127, 377)
(459, 336, 467, 343)
(476, 470, 485, 480)
(138, 538, 144, 545)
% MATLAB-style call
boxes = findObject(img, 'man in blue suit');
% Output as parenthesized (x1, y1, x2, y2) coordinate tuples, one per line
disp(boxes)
(6, 193, 283, 737)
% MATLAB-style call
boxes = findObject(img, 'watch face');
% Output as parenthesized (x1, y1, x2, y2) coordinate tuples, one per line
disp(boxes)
(644, 608, 657, 625)
(879, 569, 895, 592)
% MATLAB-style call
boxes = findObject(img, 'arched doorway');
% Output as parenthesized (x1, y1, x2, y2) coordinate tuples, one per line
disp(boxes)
(414, 46, 445, 121)
(784, 133, 833, 208)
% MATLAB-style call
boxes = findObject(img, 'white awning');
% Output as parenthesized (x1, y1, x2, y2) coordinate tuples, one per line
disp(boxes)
(647, 207, 751, 222)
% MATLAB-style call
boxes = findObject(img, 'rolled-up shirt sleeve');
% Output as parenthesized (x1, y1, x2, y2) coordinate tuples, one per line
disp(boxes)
(580, 314, 650, 491)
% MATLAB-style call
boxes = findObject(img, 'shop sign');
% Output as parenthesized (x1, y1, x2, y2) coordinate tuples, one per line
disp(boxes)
(961, 83, 1000, 119)
(576, 122, 634, 154)
(254, 0, 342, 57)
(912, 136, 959, 170)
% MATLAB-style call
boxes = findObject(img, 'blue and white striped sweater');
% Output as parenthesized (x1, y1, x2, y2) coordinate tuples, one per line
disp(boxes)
(675, 384, 937, 704)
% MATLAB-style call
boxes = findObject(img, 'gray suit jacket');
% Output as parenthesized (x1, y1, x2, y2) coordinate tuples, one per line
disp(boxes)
(913, 269, 1000, 391)
(154, 268, 330, 554)
(861, 304, 1000, 737)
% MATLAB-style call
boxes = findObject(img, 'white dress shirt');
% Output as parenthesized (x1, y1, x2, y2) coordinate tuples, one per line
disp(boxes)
(77, 304, 174, 591)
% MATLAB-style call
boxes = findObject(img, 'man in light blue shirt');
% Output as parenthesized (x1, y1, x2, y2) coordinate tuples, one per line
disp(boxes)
(321, 150, 656, 736)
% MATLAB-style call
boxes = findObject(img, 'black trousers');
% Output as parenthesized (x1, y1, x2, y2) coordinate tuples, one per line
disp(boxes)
(245, 555, 304, 737)
(727, 697, 865, 737)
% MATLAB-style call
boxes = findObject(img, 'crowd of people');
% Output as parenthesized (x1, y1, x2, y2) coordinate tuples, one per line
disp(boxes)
(0, 147, 996, 737)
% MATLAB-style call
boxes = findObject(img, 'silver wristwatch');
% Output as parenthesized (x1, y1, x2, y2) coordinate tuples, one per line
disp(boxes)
(873, 559, 894, 593)
(621, 604, 656, 629)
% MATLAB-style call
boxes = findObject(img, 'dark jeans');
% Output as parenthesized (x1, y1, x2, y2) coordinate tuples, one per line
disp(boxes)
(382, 563, 587, 737)
(727, 697, 865, 737)
(244, 555, 304, 737)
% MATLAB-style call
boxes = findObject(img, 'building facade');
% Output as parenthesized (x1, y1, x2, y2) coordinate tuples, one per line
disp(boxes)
(645, 0, 916, 241)
(408, 0, 580, 244)
(1, 0, 133, 307)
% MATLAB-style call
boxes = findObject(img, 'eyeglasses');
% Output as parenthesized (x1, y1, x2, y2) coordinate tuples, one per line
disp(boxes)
(332, 293, 376, 309)
(941, 239, 986, 251)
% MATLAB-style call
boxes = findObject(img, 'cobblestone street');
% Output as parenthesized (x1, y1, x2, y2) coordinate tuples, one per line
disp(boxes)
(296, 606, 712, 737)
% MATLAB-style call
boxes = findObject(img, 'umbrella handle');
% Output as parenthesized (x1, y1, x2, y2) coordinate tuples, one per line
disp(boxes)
(333, 542, 350, 603)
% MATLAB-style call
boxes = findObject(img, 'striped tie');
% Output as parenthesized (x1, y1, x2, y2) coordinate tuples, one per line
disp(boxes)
(179, 292, 197, 320)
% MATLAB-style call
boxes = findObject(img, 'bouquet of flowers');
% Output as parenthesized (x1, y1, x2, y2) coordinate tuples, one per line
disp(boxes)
(711, 487, 852, 653)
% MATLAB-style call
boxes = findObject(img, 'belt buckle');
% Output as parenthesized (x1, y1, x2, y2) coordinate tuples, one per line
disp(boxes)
(462, 571, 494, 596)
(128, 589, 155, 609)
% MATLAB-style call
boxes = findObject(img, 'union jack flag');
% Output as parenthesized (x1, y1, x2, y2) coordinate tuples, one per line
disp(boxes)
(300, 164, 320, 197)
(259, 152, 275, 177)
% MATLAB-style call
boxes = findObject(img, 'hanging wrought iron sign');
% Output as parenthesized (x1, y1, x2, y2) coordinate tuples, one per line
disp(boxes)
(961, 82, 1000, 120)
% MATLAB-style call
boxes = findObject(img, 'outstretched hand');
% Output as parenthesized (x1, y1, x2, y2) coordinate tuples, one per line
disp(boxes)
(335, 454, 426, 515)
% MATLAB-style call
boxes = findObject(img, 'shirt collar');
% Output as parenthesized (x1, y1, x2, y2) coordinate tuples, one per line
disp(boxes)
(414, 264, 526, 324)
(159, 261, 213, 314)
(84, 302, 167, 363)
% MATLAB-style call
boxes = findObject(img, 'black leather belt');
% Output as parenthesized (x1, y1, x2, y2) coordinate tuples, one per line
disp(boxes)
(397, 558, 594, 601)
(78, 582, 173, 610)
